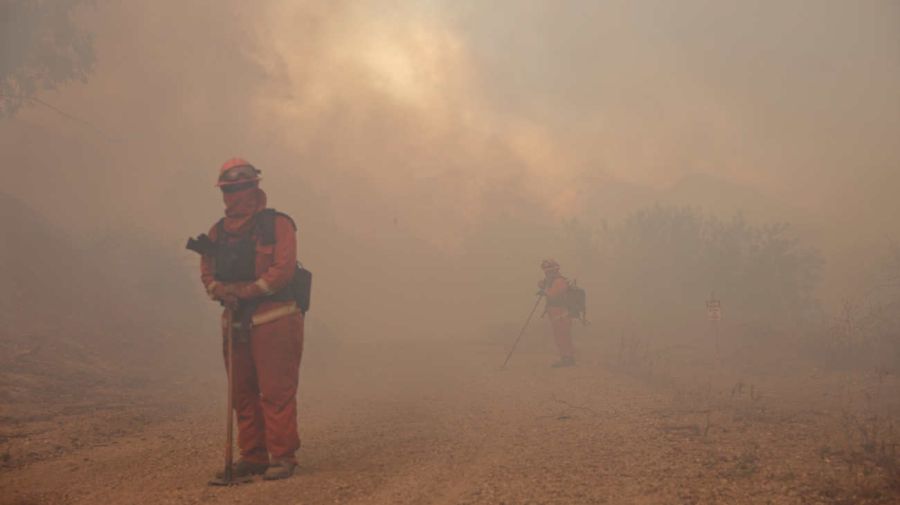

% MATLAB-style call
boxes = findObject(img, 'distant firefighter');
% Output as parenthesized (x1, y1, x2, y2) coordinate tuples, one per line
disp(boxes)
(538, 259, 576, 367)
(190, 158, 310, 482)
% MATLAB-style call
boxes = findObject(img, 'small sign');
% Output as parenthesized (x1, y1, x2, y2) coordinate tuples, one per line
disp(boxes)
(706, 297, 722, 322)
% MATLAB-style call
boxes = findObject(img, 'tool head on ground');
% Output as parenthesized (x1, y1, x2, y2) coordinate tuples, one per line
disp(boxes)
(541, 258, 561, 274)
(207, 474, 254, 486)
(217, 157, 262, 191)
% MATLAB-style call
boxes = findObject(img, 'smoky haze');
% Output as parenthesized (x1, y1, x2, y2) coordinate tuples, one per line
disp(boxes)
(2, 0, 899, 341)
(5, 2, 900, 503)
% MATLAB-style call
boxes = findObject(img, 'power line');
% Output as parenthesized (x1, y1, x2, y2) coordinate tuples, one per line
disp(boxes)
(1, 93, 122, 142)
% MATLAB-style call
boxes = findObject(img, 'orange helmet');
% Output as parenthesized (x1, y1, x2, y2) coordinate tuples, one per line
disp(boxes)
(541, 258, 560, 272)
(216, 157, 262, 187)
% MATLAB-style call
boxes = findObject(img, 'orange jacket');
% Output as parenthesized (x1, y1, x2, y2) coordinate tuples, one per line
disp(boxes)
(200, 213, 298, 321)
(543, 275, 570, 320)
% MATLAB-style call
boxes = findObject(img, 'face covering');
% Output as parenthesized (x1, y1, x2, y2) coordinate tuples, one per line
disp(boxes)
(222, 185, 267, 234)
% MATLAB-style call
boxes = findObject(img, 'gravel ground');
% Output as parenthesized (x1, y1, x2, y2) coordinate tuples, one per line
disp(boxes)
(1, 338, 898, 505)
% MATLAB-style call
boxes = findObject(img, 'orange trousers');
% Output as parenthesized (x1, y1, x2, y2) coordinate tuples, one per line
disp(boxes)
(549, 310, 574, 359)
(223, 312, 304, 464)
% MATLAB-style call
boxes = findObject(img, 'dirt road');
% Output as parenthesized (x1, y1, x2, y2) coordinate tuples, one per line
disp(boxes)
(2, 337, 898, 504)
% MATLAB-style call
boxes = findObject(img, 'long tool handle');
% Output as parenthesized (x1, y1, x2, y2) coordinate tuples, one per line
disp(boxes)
(501, 295, 544, 369)
(223, 309, 235, 482)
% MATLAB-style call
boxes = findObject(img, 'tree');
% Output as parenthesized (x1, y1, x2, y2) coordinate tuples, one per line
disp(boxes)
(0, 0, 95, 117)
(592, 205, 822, 331)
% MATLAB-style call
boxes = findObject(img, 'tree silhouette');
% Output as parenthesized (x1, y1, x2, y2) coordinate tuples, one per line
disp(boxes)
(0, 0, 95, 117)
(594, 205, 823, 329)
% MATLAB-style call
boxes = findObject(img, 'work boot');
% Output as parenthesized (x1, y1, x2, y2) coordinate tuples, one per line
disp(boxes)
(551, 356, 576, 368)
(263, 459, 296, 481)
(214, 459, 268, 480)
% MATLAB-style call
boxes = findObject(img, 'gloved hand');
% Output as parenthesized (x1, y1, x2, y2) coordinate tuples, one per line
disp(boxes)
(228, 282, 264, 300)
(209, 282, 230, 301)
(536, 279, 547, 297)
(220, 294, 240, 311)
(208, 283, 241, 310)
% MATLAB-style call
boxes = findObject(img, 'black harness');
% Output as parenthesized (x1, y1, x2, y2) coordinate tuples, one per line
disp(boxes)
(186, 208, 312, 331)
(213, 210, 301, 329)
(213, 209, 294, 298)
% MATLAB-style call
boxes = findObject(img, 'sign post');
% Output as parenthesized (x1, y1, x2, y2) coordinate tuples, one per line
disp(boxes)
(706, 293, 722, 356)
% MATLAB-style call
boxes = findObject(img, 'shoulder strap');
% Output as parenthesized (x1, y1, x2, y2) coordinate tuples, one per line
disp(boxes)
(274, 210, 297, 231)
(255, 208, 297, 245)
(215, 218, 226, 244)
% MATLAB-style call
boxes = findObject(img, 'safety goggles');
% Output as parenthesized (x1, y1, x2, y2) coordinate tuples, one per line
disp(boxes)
(220, 181, 259, 193)
(218, 164, 261, 184)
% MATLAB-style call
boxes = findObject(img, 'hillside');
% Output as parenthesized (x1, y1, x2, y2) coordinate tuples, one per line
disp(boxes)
(0, 194, 216, 406)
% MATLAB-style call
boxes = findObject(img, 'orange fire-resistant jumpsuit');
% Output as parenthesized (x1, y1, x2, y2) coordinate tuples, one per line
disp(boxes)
(200, 187, 304, 466)
(543, 275, 574, 359)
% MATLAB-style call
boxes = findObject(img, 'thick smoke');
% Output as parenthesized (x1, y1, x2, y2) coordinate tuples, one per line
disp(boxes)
(2, 0, 899, 340)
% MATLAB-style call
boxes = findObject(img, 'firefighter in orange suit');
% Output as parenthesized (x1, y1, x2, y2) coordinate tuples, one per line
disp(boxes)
(538, 259, 575, 367)
(200, 158, 304, 480)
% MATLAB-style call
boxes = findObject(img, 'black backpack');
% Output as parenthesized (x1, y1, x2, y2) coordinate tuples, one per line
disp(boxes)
(290, 263, 313, 314)
(564, 280, 587, 323)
